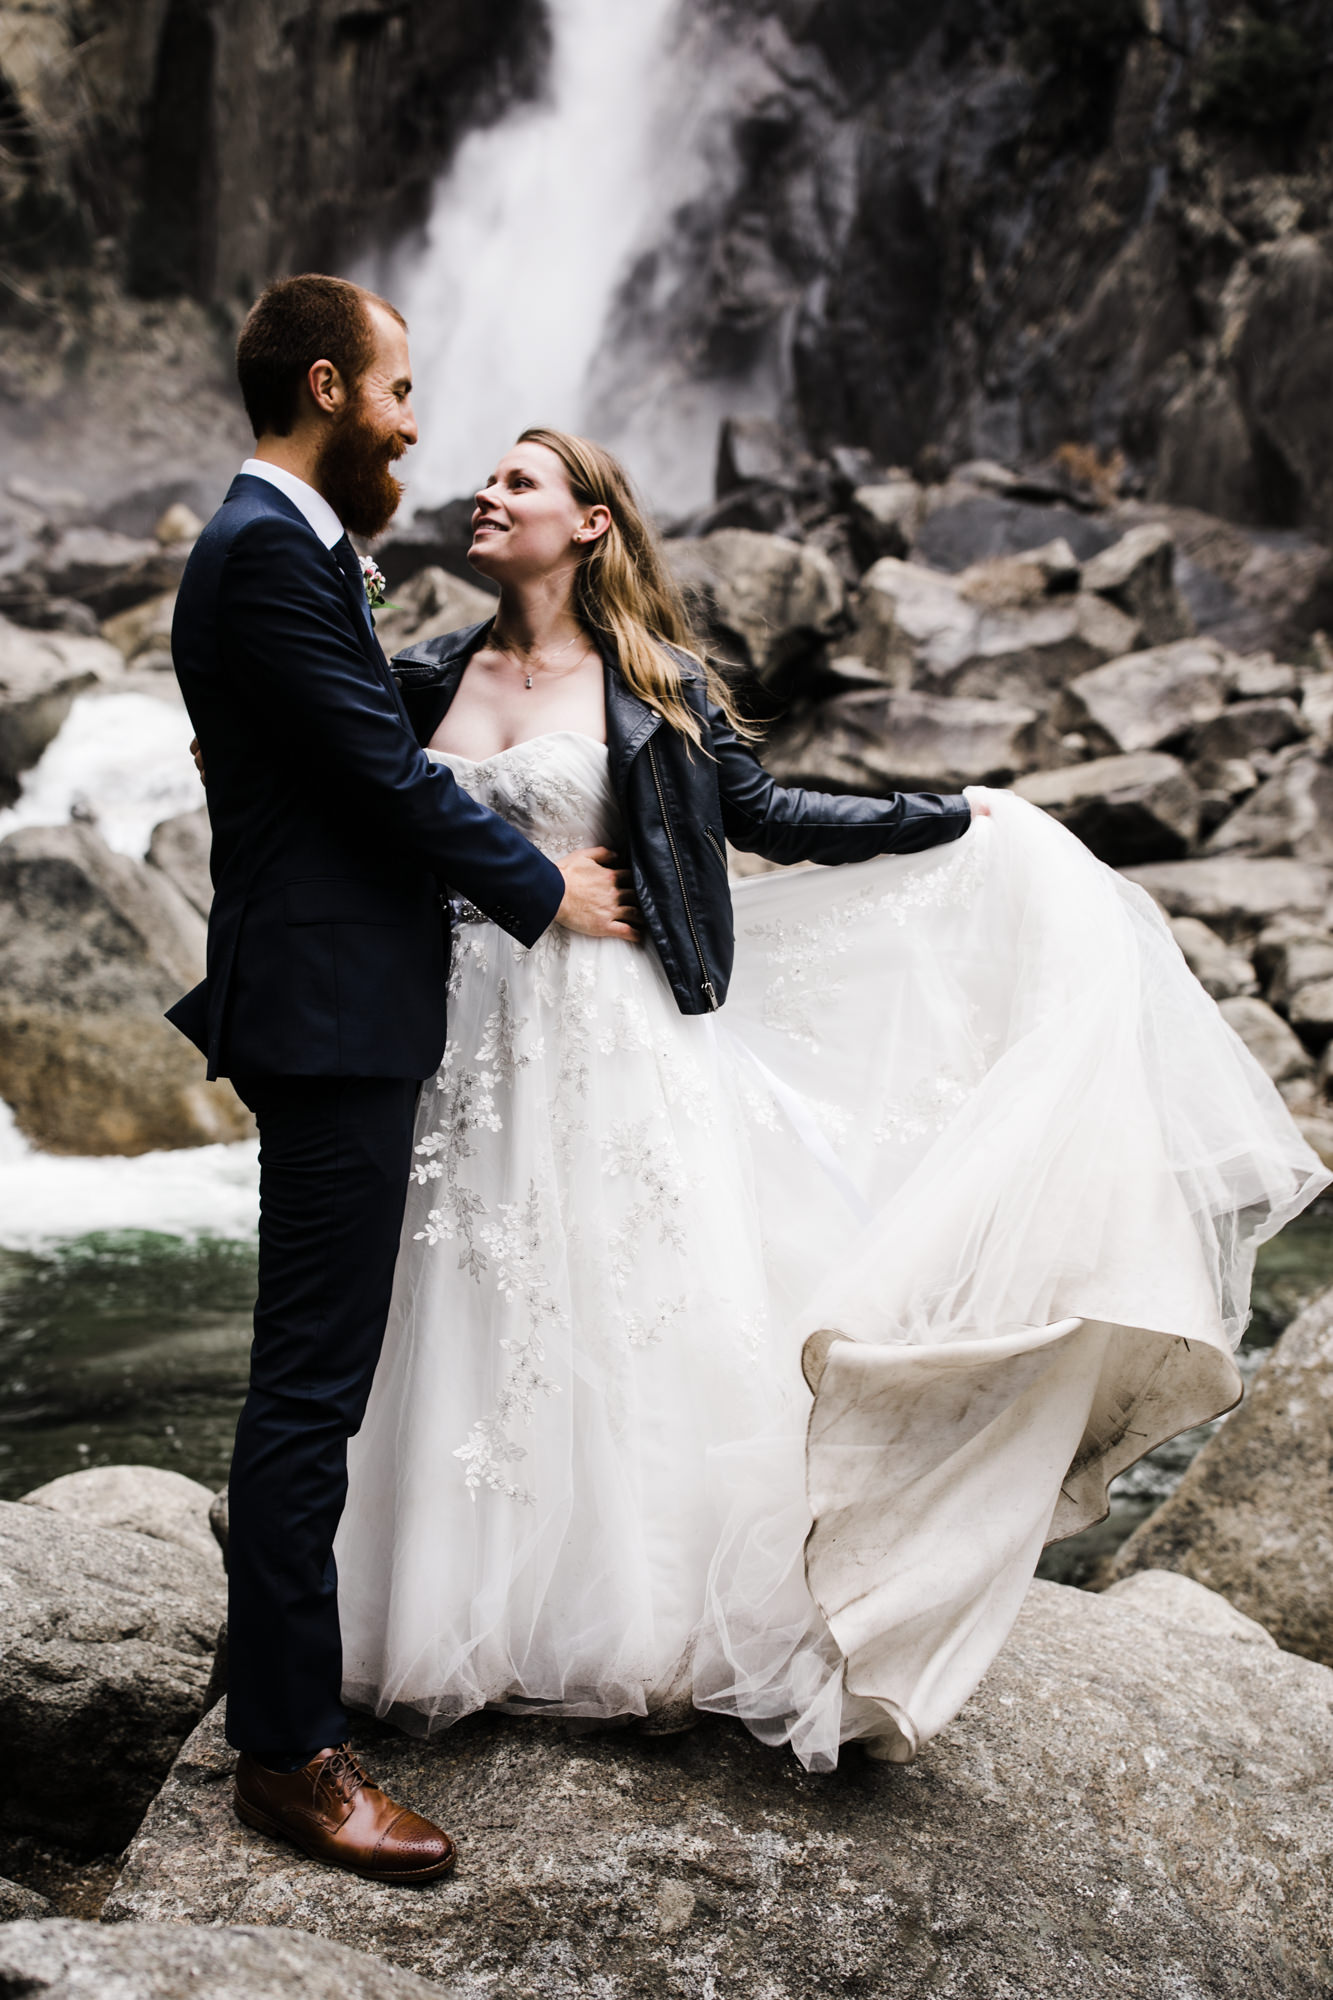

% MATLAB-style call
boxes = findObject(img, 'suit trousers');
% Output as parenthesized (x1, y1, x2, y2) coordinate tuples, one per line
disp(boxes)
(225, 1073, 420, 1760)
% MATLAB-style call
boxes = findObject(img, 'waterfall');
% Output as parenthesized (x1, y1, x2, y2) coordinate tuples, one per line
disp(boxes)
(368, 0, 782, 519)
(380, 0, 687, 514)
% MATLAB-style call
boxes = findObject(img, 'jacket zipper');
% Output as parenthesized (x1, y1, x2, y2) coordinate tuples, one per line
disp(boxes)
(703, 824, 726, 866)
(648, 736, 719, 1010)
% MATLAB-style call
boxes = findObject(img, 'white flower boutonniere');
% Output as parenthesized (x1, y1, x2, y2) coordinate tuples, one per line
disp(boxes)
(359, 555, 388, 611)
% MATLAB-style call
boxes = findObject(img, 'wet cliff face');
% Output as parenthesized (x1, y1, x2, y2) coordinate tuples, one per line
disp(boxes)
(636, 0, 1333, 537)
(0, 0, 548, 307)
(3, 1, 1333, 541)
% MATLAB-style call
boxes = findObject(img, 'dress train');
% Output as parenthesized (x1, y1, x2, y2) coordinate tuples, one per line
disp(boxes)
(336, 735, 1324, 1769)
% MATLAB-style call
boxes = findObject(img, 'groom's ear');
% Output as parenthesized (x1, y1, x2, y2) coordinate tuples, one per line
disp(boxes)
(305, 357, 346, 419)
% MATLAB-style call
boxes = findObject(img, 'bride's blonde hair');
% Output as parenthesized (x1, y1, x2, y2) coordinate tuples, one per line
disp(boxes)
(517, 426, 753, 746)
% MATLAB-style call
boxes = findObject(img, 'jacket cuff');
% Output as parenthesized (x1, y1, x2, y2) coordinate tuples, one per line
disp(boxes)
(504, 853, 567, 948)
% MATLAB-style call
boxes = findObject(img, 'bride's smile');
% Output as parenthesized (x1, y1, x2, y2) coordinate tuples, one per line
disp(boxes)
(467, 443, 612, 591)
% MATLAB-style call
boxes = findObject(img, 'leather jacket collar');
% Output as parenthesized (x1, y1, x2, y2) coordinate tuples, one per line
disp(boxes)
(391, 619, 665, 784)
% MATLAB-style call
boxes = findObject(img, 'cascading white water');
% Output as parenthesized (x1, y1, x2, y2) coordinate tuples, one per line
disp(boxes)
(0, 691, 200, 858)
(0, 1097, 260, 1248)
(383, 0, 686, 512)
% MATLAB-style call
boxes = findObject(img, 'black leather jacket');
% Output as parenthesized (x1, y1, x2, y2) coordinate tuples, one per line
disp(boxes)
(391, 621, 972, 1015)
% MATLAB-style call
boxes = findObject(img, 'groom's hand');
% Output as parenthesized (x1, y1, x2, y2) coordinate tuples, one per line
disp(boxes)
(556, 847, 642, 941)
(190, 736, 206, 786)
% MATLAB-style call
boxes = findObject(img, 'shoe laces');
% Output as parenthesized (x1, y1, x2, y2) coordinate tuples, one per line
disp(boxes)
(319, 1744, 370, 1806)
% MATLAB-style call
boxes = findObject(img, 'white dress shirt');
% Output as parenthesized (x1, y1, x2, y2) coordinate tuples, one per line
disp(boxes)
(240, 458, 343, 549)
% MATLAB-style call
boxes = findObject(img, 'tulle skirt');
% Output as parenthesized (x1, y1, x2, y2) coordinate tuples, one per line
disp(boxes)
(337, 784, 1325, 1769)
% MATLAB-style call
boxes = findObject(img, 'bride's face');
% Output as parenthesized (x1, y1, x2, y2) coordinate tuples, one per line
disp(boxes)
(468, 443, 607, 582)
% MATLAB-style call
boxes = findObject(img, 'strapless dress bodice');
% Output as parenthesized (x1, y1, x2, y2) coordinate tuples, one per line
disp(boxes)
(429, 731, 620, 860)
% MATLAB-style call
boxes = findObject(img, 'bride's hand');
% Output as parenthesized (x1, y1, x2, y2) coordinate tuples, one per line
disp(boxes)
(555, 846, 643, 941)
(190, 736, 206, 786)
(965, 786, 991, 818)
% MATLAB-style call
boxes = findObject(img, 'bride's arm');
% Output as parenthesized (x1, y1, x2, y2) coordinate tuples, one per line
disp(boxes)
(705, 694, 980, 866)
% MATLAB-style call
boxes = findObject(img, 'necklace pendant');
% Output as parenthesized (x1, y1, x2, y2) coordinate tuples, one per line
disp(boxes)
(525, 674, 533, 689)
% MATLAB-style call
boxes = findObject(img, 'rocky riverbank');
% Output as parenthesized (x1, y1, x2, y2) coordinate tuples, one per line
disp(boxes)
(0, 1428, 1329, 1997)
(2, 1264, 1332, 1995)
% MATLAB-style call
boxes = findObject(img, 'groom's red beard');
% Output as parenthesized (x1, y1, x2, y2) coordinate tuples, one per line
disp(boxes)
(315, 396, 406, 539)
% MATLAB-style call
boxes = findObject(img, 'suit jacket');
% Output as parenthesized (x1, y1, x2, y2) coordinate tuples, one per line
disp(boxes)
(166, 474, 564, 1079)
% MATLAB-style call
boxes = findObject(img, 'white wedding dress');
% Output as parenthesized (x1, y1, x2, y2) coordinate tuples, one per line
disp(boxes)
(337, 729, 1326, 1770)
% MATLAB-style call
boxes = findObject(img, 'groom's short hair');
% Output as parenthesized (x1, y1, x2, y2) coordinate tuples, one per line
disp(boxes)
(236, 274, 407, 438)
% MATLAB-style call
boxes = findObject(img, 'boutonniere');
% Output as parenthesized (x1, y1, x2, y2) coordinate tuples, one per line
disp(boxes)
(359, 555, 388, 611)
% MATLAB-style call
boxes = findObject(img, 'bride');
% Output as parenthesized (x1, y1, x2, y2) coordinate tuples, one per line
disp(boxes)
(335, 427, 1326, 1771)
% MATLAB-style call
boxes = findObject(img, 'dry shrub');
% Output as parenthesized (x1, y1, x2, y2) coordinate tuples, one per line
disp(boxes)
(1052, 441, 1126, 505)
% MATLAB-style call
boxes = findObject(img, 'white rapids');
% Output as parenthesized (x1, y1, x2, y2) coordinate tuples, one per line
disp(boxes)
(0, 1101, 258, 1251)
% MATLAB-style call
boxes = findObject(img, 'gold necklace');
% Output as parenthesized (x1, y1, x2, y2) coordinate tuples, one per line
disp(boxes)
(490, 619, 586, 690)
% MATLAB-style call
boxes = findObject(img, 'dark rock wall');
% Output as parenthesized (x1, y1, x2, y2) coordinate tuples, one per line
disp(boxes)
(634, 0, 1333, 537)
(5, 1, 1333, 540)
(0, 0, 548, 308)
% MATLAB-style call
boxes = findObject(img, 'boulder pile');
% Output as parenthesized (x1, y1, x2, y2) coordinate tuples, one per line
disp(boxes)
(655, 455, 1333, 867)
(625, 430, 1333, 1160)
(0, 481, 201, 635)
(1112, 1283, 1333, 1669)
(6, 436, 1333, 1163)
(0, 1484, 225, 1852)
(732, 446, 1333, 1160)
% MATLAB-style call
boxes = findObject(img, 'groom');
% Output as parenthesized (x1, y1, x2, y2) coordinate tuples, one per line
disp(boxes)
(167, 274, 632, 1880)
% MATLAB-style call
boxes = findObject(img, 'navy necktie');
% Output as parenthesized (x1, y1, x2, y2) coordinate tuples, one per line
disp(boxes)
(332, 533, 374, 638)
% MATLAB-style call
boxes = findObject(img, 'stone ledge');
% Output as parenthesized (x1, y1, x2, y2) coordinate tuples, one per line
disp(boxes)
(104, 1580, 1333, 2000)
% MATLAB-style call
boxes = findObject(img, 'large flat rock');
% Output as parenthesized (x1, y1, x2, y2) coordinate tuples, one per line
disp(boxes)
(1061, 636, 1232, 754)
(666, 528, 846, 685)
(1015, 750, 1200, 864)
(849, 554, 1136, 703)
(20, 1465, 223, 1575)
(766, 685, 1047, 792)
(1122, 855, 1333, 937)
(0, 1501, 225, 1852)
(0, 1919, 447, 1998)
(105, 1581, 1333, 1999)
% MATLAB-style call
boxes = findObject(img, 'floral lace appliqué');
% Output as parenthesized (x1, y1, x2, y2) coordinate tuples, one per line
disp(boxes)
(873, 1067, 978, 1145)
(453, 1182, 566, 1505)
(745, 836, 986, 1047)
(624, 1298, 685, 1350)
(466, 753, 586, 861)
(477, 978, 543, 1083)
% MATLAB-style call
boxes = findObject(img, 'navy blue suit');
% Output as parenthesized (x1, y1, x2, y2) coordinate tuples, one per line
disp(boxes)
(168, 473, 564, 1759)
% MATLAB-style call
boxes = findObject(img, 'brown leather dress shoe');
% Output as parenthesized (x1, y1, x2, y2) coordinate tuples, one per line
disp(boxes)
(234, 1744, 456, 1883)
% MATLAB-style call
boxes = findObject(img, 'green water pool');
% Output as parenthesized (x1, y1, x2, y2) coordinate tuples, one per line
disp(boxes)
(0, 1232, 257, 1503)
